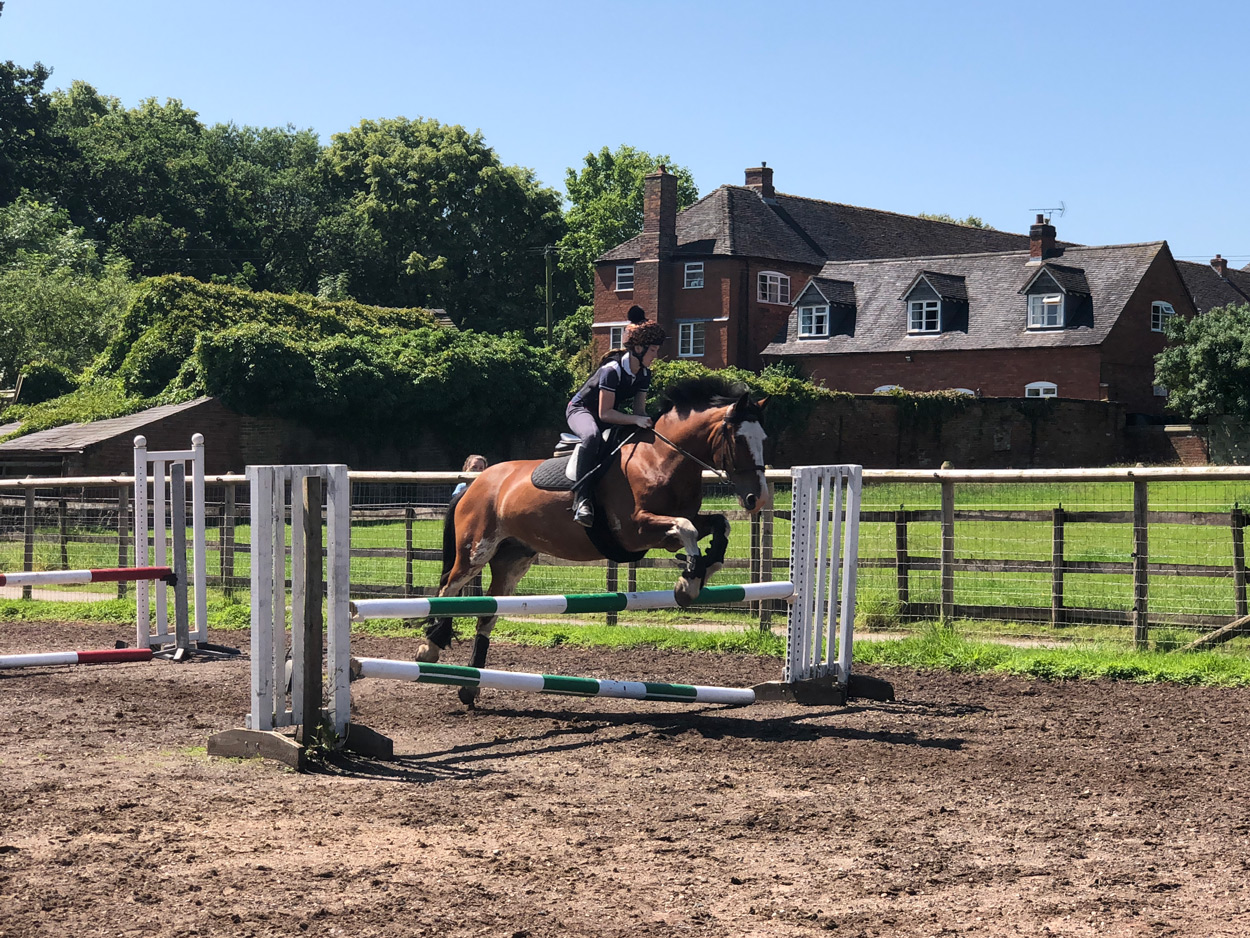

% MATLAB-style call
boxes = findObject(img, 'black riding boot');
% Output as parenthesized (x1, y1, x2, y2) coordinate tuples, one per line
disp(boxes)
(572, 481, 594, 527)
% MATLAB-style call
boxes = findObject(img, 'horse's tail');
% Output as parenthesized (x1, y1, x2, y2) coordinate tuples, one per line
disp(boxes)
(437, 488, 465, 592)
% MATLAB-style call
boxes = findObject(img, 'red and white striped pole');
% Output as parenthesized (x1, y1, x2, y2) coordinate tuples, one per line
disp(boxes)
(0, 566, 173, 588)
(0, 648, 153, 670)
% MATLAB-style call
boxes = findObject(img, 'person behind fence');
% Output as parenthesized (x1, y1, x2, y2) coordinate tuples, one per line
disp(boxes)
(452, 454, 488, 498)
(565, 305, 666, 527)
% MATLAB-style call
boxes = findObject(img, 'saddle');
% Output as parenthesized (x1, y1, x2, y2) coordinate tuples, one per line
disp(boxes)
(529, 429, 646, 564)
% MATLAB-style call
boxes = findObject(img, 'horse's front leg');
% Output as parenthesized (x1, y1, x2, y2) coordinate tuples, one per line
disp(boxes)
(695, 514, 730, 580)
(456, 541, 537, 708)
(631, 510, 707, 606)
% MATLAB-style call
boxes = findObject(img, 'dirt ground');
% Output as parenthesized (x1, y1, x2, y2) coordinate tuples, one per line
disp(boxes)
(2, 621, 1249, 938)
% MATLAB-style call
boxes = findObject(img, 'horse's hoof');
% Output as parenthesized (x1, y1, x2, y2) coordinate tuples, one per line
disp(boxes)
(674, 577, 702, 607)
(458, 686, 480, 708)
(415, 642, 441, 663)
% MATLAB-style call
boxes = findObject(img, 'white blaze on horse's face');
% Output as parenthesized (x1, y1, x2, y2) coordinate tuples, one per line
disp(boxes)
(736, 419, 770, 512)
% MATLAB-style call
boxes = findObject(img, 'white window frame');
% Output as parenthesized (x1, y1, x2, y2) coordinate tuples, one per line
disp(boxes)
(758, 271, 790, 304)
(684, 262, 704, 289)
(615, 265, 634, 291)
(608, 325, 624, 348)
(1151, 300, 1176, 332)
(1153, 384, 1169, 397)
(1025, 381, 1058, 398)
(798, 304, 830, 338)
(908, 299, 941, 334)
(678, 321, 706, 358)
(1028, 293, 1064, 329)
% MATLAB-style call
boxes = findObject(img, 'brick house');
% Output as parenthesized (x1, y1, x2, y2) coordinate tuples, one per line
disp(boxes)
(593, 164, 1053, 370)
(1177, 253, 1250, 313)
(761, 218, 1198, 416)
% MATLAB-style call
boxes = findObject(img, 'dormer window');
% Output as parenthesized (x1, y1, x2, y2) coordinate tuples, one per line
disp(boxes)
(1151, 301, 1176, 332)
(1025, 381, 1058, 398)
(684, 262, 704, 289)
(1028, 293, 1064, 329)
(758, 271, 790, 304)
(908, 299, 940, 334)
(799, 305, 829, 338)
(615, 265, 634, 291)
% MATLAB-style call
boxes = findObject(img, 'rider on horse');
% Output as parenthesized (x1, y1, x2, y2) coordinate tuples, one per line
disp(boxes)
(565, 305, 666, 527)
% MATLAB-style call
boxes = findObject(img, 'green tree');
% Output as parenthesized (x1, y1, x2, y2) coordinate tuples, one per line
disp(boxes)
(206, 122, 332, 293)
(50, 82, 244, 280)
(1154, 304, 1250, 419)
(0, 60, 67, 204)
(319, 117, 565, 332)
(917, 212, 994, 229)
(560, 146, 698, 303)
(0, 198, 132, 383)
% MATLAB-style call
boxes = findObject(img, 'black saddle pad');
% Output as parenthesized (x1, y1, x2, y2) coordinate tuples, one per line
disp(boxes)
(531, 456, 575, 491)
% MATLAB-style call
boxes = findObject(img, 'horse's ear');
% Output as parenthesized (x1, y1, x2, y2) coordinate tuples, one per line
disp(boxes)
(755, 396, 769, 411)
(731, 391, 751, 420)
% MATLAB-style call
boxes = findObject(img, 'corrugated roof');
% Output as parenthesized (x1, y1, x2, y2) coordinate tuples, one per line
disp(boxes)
(0, 397, 214, 453)
(765, 243, 1165, 355)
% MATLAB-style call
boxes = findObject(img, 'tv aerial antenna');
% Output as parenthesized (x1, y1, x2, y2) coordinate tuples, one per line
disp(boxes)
(1030, 201, 1066, 223)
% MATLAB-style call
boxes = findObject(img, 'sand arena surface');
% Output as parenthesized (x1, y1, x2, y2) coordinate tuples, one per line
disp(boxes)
(2, 620, 1248, 937)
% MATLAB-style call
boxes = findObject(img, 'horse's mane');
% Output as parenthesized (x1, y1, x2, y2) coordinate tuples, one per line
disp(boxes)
(657, 376, 753, 417)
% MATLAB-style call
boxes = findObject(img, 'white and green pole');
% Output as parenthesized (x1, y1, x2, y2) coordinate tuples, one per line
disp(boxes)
(350, 580, 794, 621)
(352, 658, 756, 706)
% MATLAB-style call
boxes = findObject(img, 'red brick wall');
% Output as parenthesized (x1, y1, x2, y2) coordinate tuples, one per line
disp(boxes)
(1099, 250, 1196, 415)
(792, 346, 1105, 399)
(768, 395, 1129, 469)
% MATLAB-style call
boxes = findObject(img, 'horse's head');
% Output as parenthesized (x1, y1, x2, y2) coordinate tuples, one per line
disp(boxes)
(717, 392, 771, 514)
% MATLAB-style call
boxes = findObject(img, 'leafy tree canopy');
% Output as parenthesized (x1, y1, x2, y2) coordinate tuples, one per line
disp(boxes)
(1154, 304, 1250, 419)
(559, 146, 698, 303)
(0, 197, 132, 383)
(917, 212, 993, 229)
(319, 117, 566, 332)
(0, 60, 66, 204)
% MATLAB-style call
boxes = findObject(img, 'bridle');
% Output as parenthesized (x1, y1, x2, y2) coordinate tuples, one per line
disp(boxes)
(650, 415, 766, 485)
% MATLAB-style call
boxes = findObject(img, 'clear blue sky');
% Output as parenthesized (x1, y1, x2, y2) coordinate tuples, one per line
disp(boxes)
(4, 0, 1248, 266)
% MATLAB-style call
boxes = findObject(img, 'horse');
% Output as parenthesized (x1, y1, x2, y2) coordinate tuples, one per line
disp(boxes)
(417, 376, 771, 705)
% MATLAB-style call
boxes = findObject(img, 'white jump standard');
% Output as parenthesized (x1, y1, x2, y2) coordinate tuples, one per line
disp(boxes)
(209, 462, 893, 769)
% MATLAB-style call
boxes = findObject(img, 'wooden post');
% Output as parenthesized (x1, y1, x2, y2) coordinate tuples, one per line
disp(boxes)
(1051, 506, 1065, 627)
(297, 475, 324, 745)
(894, 507, 910, 610)
(22, 486, 34, 601)
(222, 483, 236, 599)
(1133, 479, 1149, 648)
(404, 507, 415, 597)
(627, 562, 637, 594)
(750, 502, 762, 618)
(1232, 505, 1247, 619)
(58, 499, 69, 570)
(940, 481, 955, 621)
(116, 485, 129, 599)
(605, 561, 619, 626)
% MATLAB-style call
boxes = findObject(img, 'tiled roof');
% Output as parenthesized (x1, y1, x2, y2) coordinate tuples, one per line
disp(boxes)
(910, 272, 968, 302)
(803, 277, 856, 307)
(602, 185, 1073, 266)
(1028, 263, 1092, 296)
(765, 243, 1165, 356)
(1177, 260, 1250, 314)
(0, 398, 213, 453)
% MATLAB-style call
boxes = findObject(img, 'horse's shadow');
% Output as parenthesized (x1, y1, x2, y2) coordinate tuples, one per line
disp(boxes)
(317, 698, 967, 783)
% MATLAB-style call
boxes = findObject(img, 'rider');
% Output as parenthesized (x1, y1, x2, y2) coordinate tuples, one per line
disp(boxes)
(565, 305, 666, 527)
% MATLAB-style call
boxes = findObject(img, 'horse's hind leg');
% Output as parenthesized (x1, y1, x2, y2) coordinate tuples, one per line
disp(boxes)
(416, 541, 494, 663)
(458, 539, 537, 707)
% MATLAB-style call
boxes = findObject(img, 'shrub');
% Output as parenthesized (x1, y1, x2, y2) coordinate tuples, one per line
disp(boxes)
(17, 360, 76, 405)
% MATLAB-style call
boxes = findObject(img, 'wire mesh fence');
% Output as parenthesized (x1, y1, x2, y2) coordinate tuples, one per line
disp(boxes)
(4, 468, 1250, 646)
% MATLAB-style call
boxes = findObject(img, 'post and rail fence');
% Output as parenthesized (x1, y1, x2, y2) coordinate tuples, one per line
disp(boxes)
(4, 466, 1250, 646)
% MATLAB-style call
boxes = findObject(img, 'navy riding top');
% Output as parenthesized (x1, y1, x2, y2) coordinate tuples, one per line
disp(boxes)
(568, 358, 651, 417)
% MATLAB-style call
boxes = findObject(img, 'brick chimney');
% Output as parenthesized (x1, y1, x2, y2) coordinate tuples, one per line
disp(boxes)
(1027, 213, 1057, 264)
(745, 162, 775, 200)
(1211, 254, 1229, 278)
(638, 164, 677, 261)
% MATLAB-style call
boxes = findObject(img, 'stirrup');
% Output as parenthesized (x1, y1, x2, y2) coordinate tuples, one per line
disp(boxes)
(573, 500, 594, 527)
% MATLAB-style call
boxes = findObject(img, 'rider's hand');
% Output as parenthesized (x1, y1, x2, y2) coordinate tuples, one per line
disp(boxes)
(634, 415, 653, 429)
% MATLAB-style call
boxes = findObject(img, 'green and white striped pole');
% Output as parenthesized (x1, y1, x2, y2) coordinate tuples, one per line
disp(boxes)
(351, 657, 756, 706)
(350, 580, 794, 621)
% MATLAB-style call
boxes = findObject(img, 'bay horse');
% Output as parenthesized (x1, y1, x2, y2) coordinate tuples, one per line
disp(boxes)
(417, 377, 771, 704)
